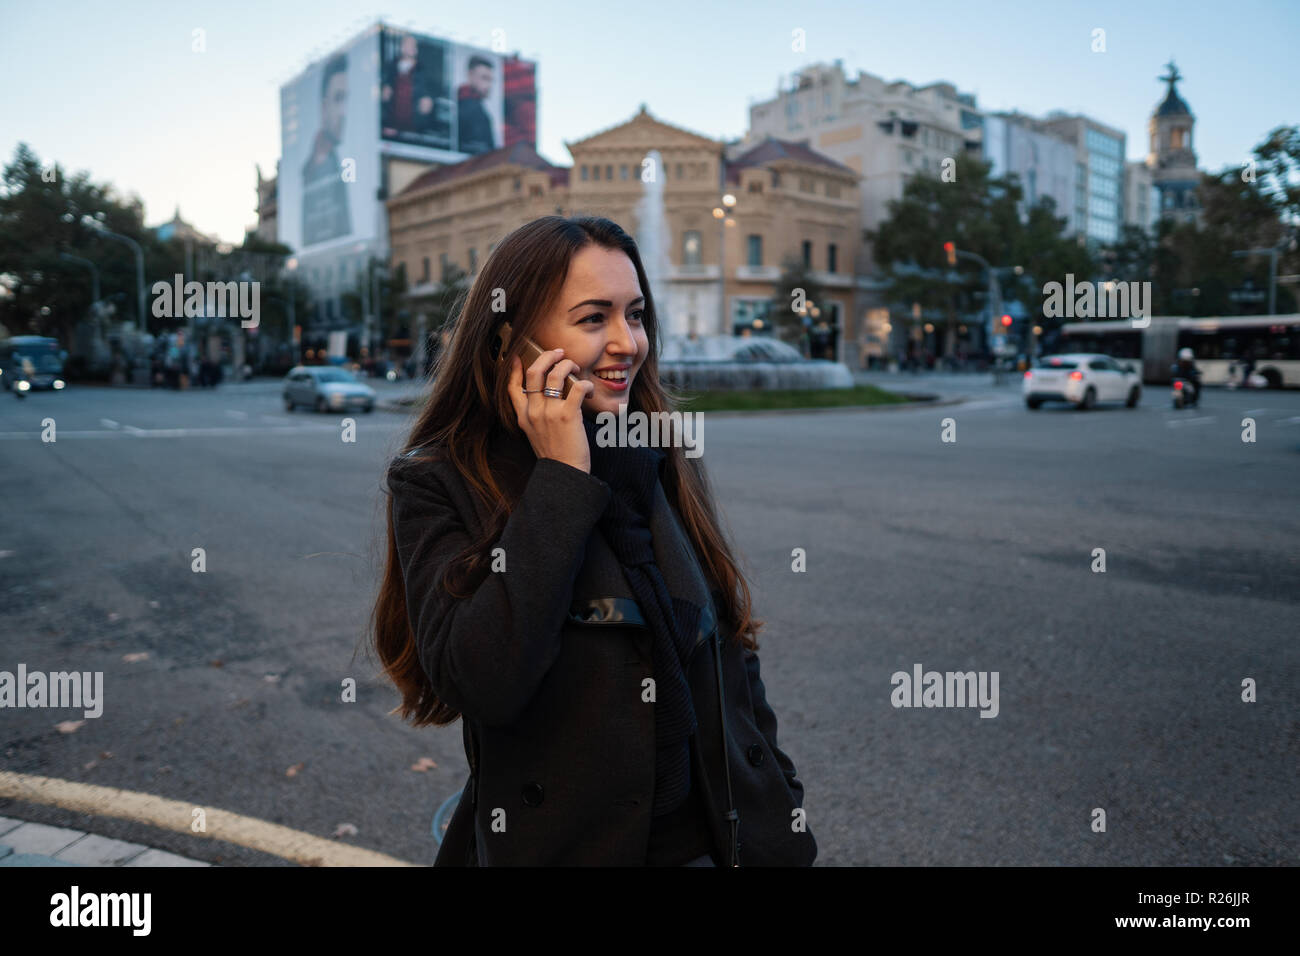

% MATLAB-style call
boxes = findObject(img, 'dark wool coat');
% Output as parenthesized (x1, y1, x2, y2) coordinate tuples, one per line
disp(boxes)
(387, 425, 816, 866)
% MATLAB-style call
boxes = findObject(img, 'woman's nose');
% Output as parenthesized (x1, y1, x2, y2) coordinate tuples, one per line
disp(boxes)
(606, 316, 636, 356)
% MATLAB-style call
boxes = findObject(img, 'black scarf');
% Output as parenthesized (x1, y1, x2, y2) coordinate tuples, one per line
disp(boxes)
(581, 412, 703, 816)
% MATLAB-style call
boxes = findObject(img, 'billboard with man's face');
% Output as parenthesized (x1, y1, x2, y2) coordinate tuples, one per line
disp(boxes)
(278, 30, 381, 254)
(379, 28, 534, 157)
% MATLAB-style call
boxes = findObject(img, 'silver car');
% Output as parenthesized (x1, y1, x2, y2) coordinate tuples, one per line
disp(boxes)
(283, 366, 376, 413)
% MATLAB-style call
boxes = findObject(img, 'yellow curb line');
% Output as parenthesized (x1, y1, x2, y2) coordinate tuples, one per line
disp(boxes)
(0, 771, 419, 867)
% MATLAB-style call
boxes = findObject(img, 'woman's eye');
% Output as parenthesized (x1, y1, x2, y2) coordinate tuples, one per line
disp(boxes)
(629, 310, 645, 322)
(580, 313, 603, 324)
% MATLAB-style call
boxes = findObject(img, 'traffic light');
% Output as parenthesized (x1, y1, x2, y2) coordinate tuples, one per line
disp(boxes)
(1000, 314, 1013, 328)
(943, 242, 956, 267)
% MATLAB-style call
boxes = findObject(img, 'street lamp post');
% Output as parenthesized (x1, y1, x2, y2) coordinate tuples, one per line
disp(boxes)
(714, 192, 736, 335)
(1232, 235, 1296, 315)
(58, 251, 101, 310)
(952, 248, 1001, 346)
(82, 216, 147, 336)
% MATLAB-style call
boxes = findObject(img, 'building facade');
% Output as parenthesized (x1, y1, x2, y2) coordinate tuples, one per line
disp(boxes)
(386, 107, 861, 360)
(745, 61, 982, 264)
(1122, 160, 1158, 234)
(983, 112, 1077, 227)
(1036, 112, 1126, 245)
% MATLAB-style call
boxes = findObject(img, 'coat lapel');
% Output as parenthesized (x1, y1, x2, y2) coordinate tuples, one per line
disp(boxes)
(486, 425, 715, 629)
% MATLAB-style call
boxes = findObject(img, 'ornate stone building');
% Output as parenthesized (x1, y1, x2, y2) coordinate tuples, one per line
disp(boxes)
(386, 106, 860, 358)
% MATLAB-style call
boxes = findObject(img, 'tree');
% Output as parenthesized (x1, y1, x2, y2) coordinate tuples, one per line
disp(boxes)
(868, 153, 1095, 352)
(0, 142, 184, 344)
(766, 256, 826, 352)
(1097, 126, 1300, 317)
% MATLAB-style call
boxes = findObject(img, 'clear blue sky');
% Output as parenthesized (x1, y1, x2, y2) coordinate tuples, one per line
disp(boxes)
(3, 0, 1295, 242)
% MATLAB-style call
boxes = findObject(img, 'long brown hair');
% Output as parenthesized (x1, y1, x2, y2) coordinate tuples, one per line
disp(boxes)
(371, 215, 762, 728)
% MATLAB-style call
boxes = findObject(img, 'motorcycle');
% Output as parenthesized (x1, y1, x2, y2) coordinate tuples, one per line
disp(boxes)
(1171, 376, 1199, 409)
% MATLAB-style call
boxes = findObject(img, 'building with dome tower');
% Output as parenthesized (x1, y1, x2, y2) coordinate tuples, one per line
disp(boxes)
(1147, 60, 1200, 226)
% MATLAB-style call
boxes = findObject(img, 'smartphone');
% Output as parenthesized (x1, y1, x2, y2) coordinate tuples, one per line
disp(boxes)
(492, 321, 581, 399)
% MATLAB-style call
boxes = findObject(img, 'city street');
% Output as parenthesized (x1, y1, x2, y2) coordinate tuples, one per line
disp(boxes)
(2, 376, 1297, 866)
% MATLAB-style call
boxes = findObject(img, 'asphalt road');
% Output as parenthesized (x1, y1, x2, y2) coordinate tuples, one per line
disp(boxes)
(1, 375, 1297, 865)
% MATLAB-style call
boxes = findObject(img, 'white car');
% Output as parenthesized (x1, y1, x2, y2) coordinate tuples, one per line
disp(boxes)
(283, 365, 376, 413)
(1023, 353, 1142, 410)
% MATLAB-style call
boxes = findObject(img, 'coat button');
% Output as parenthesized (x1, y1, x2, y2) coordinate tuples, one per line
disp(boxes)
(521, 782, 544, 806)
(747, 744, 764, 766)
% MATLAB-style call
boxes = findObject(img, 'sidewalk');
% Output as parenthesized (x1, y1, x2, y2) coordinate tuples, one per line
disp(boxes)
(0, 815, 211, 867)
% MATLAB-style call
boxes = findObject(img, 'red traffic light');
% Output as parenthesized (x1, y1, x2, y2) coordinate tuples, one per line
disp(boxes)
(1000, 314, 1013, 327)
(943, 241, 956, 267)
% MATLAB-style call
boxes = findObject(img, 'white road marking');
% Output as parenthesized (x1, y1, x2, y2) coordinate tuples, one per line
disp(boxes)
(1276, 416, 1300, 426)
(225, 409, 248, 419)
(1166, 416, 1215, 427)
(260, 414, 290, 424)
(952, 398, 1022, 412)
(99, 419, 120, 429)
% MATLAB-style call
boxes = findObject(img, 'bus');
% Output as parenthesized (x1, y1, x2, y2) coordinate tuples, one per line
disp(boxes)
(0, 335, 67, 391)
(1057, 315, 1300, 387)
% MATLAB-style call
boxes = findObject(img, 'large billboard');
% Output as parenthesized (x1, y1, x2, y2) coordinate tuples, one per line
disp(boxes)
(278, 24, 537, 261)
(378, 27, 535, 157)
(278, 30, 381, 254)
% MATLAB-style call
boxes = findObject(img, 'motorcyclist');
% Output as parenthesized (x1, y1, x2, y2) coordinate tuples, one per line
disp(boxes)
(1171, 347, 1202, 406)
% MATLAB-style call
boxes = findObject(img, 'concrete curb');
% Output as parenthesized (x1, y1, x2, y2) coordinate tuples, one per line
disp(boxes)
(0, 815, 212, 867)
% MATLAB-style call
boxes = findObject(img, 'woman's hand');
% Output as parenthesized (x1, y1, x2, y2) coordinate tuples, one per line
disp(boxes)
(507, 347, 596, 473)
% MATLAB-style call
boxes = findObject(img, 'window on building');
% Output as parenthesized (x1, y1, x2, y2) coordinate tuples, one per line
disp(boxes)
(747, 234, 762, 266)
(605, 164, 613, 180)
(529, 184, 543, 197)
(440, 253, 449, 277)
(748, 180, 763, 193)
(682, 231, 702, 266)
(620, 164, 629, 180)
(421, 257, 430, 283)
(675, 163, 683, 179)
(771, 171, 781, 187)
(581, 165, 589, 180)
(828, 243, 838, 273)
(469, 248, 477, 273)
(593, 165, 600, 180)
(802, 240, 812, 268)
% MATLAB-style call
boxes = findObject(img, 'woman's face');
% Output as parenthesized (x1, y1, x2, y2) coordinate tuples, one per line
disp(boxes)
(529, 244, 650, 417)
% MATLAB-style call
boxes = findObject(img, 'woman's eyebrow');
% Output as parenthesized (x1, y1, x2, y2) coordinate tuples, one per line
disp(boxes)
(568, 296, 646, 312)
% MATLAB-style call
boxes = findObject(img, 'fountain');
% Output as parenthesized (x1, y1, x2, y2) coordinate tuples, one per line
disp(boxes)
(635, 149, 674, 335)
(636, 148, 852, 391)
(658, 334, 854, 391)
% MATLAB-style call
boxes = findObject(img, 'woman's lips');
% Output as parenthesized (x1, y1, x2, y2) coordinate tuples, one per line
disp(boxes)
(592, 374, 630, 392)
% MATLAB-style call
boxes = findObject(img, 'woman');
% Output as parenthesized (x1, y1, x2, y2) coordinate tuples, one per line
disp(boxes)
(371, 215, 815, 866)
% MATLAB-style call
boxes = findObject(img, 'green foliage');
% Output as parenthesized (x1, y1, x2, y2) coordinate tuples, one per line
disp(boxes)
(766, 256, 826, 348)
(1096, 125, 1300, 317)
(867, 153, 1095, 339)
